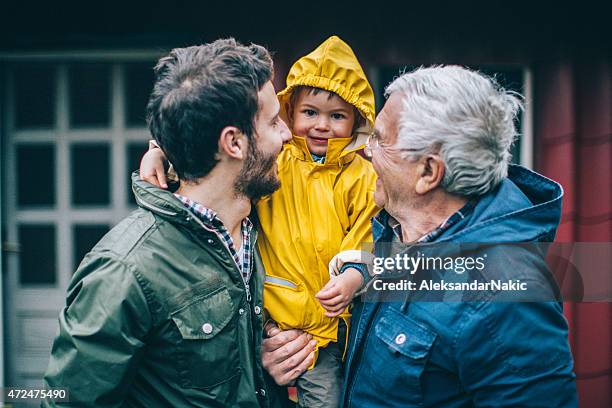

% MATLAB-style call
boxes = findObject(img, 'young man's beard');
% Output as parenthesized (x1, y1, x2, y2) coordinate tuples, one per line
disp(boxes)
(234, 140, 281, 200)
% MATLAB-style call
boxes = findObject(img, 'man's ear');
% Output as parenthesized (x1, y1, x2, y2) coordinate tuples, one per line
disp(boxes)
(218, 126, 247, 160)
(415, 155, 445, 195)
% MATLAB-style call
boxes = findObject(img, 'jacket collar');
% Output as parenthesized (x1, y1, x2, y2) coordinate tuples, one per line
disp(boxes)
(372, 210, 392, 243)
(131, 171, 184, 218)
(131, 171, 258, 241)
(371, 165, 563, 244)
(437, 165, 563, 243)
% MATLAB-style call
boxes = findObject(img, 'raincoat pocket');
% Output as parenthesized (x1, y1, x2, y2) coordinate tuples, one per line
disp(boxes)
(264, 274, 310, 330)
(171, 286, 240, 389)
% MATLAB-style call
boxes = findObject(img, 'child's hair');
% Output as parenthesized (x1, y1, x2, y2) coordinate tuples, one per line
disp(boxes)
(288, 86, 366, 135)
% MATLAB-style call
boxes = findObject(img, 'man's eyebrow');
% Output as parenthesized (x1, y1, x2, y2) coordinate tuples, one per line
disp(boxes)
(269, 113, 279, 124)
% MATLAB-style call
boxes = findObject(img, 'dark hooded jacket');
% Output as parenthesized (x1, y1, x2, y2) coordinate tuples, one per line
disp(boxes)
(342, 165, 578, 407)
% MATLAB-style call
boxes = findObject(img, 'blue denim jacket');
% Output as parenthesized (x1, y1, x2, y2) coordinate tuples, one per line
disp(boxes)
(341, 165, 578, 407)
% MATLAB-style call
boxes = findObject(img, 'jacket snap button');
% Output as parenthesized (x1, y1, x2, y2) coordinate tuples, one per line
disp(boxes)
(259, 388, 266, 397)
(239, 308, 245, 315)
(201, 323, 213, 334)
(185, 216, 191, 222)
(254, 305, 261, 315)
(207, 238, 214, 245)
(395, 333, 406, 345)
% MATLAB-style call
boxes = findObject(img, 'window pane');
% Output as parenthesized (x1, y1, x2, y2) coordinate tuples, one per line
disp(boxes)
(127, 142, 149, 205)
(71, 144, 110, 205)
(69, 63, 110, 127)
(14, 64, 56, 129)
(73, 225, 109, 270)
(17, 144, 56, 206)
(125, 62, 155, 127)
(19, 225, 56, 285)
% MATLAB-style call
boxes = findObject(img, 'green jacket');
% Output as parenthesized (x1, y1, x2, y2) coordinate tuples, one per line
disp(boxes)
(43, 173, 275, 407)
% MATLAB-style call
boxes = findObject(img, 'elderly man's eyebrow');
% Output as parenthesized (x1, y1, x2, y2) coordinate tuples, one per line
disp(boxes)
(270, 113, 280, 125)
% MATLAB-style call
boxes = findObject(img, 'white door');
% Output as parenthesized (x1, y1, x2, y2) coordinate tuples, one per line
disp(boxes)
(2, 53, 160, 387)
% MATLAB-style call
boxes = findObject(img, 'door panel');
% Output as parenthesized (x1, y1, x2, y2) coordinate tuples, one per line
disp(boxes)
(2, 58, 155, 387)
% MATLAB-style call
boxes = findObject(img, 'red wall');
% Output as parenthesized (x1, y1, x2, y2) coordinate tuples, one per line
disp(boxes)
(535, 59, 611, 408)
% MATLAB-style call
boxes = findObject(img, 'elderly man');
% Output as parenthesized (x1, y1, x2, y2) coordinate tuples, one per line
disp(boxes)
(44, 39, 292, 407)
(262, 66, 578, 407)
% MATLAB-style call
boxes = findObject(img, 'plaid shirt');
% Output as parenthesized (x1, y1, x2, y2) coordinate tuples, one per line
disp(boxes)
(311, 153, 326, 164)
(174, 194, 253, 284)
(388, 199, 477, 243)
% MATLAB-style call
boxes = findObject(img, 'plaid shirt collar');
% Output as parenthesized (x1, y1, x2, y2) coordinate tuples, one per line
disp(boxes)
(417, 199, 476, 243)
(381, 199, 477, 243)
(173, 194, 253, 283)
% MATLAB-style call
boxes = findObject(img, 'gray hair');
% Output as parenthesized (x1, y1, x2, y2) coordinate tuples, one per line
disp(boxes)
(385, 66, 523, 197)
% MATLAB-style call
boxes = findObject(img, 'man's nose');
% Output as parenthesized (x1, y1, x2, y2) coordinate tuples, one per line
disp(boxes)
(280, 119, 292, 143)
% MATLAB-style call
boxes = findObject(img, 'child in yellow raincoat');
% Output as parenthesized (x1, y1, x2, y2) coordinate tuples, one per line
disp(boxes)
(140, 36, 378, 407)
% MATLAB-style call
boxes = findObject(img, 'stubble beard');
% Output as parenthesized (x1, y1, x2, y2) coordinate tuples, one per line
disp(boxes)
(234, 140, 281, 200)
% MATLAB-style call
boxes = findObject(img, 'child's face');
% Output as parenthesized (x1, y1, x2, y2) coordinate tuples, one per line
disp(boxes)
(290, 89, 356, 157)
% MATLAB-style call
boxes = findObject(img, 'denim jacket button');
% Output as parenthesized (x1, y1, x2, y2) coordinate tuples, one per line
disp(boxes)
(254, 305, 262, 315)
(201, 323, 213, 334)
(395, 333, 406, 345)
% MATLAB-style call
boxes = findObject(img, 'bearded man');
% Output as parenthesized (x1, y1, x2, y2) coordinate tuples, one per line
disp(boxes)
(43, 39, 291, 407)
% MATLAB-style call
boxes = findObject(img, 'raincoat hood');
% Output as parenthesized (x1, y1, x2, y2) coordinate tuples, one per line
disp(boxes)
(277, 35, 375, 150)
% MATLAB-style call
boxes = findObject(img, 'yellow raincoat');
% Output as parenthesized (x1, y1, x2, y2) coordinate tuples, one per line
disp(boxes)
(257, 36, 379, 362)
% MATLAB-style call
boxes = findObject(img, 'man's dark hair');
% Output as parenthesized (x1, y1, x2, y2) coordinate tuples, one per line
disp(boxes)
(146, 38, 273, 181)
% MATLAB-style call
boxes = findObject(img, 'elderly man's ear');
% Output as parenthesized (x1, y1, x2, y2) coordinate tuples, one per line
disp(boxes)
(218, 126, 248, 160)
(415, 155, 445, 195)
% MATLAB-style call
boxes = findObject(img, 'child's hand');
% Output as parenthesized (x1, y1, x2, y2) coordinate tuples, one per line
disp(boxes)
(140, 148, 169, 189)
(315, 268, 364, 318)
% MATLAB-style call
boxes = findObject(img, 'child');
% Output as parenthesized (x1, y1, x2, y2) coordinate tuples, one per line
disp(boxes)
(141, 35, 378, 407)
